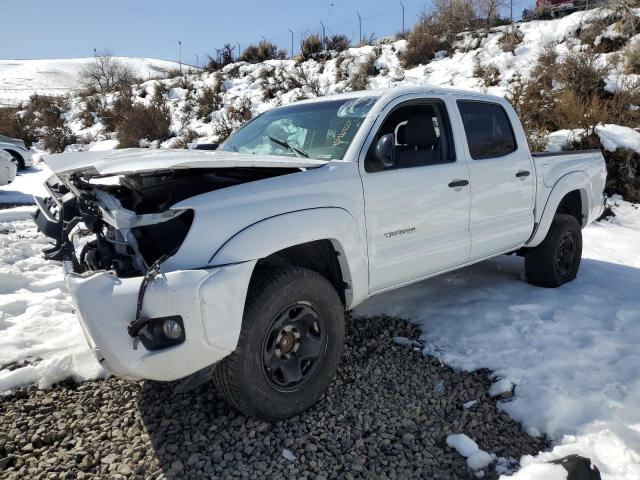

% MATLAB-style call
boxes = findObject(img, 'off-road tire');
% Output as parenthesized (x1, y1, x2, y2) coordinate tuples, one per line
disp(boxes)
(212, 266, 344, 421)
(525, 213, 582, 288)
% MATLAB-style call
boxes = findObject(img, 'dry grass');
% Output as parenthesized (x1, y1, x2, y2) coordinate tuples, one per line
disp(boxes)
(239, 41, 286, 63)
(474, 59, 500, 86)
(348, 54, 377, 91)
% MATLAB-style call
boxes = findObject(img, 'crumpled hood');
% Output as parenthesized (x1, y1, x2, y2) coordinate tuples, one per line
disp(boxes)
(44, 148, 328, 177)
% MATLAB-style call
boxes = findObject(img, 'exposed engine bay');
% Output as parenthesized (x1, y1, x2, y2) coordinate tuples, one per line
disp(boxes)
(34, 167, 297, 277)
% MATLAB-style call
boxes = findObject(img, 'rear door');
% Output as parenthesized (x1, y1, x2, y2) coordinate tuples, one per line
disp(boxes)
(359, 95, 471, 292)
(455, 99, 535, 260)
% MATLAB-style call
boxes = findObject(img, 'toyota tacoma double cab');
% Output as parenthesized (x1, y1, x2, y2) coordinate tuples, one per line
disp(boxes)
(34, 86, 606, 420)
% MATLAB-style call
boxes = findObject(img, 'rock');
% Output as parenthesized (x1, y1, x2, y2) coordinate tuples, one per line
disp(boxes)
(101, 453, 117, 464)
(116, 464, 132, 475)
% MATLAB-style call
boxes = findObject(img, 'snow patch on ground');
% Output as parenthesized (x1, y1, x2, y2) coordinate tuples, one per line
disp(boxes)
(0, 211, 104, 392)
(447, 433, 494, 472)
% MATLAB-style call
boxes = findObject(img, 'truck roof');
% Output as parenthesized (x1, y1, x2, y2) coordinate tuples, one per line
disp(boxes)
(291, 85, 505, 107)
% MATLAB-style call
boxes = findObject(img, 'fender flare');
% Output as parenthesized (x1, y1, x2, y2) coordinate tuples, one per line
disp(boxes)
(526, 171, 592, 247)
(209, 207, 369, 309)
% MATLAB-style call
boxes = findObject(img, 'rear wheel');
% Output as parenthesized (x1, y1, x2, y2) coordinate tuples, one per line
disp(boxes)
(213, 266, 344, 420)
(525, 214, 582, 288)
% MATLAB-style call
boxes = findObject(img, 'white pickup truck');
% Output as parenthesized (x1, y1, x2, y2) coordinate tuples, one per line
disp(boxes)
(35, 86, 606, 420)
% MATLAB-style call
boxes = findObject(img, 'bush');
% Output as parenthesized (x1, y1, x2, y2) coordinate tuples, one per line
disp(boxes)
(624, 40, 640, 73)
(80, 50, 139, 93)
(557, 51, 610, 99)
(172, 128, 201, 149)
(283, 64, 322, 96)
(604, 147, 640, 202)
(348, 54, 377, 91)
(206, 44, 236, 71)
(116, 99, 172, 148)
(196, 75, 224, 120)
(326, 34, 350, 53)
(239, 41, 286, 63)
(300, 34, 323, 60)
(42, 126, 76, 153)
(401, 22, 442, 68)
(500, 28, 523, 53)
(474, 59, 500, 86)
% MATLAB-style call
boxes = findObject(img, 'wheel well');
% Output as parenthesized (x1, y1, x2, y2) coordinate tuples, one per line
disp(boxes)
(3, 149, 24, 169)
(255, 240, 347, 304)
(556, 190, 584, 227)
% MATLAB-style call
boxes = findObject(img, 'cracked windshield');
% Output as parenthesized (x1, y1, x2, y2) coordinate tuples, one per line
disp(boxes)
(220, 96, 378, 160)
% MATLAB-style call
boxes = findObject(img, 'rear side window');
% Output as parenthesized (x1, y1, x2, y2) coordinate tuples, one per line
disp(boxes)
(457, 101, 517, 160)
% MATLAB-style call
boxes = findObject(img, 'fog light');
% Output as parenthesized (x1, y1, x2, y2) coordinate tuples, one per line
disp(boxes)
(162, 318, 183, 340)
(138, 315, 185, 351)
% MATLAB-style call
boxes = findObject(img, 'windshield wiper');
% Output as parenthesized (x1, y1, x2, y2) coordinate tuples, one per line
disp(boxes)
(268, 136, 309, 158)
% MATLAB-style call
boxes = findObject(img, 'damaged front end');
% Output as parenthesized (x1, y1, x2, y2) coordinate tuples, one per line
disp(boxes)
(33, 165, 293, 381)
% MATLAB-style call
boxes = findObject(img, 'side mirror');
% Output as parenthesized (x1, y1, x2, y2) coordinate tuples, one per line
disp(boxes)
(375, 133, 396, 168)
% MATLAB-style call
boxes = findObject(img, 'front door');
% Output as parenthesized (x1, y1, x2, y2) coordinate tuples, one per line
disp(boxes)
(360, 97, 472, 293)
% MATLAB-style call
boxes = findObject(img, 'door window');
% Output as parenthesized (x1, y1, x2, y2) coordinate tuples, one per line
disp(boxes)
(457, 101, 517, 160)
(365, 101, 455, 172)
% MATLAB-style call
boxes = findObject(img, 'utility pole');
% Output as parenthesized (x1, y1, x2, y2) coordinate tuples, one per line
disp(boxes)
(236, 41, 241, 58)
(400, 2, 405, 36)
(320, 21, 326, 50)
(178, 40, 182, 74)
(195, 54, 199, 69)
(357, 12, 362, 45)
(510, 0, 513, 25)
(288, 29, 294, 57)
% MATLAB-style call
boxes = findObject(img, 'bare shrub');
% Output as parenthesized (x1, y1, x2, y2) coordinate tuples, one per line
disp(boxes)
(283, 64, 322, 96)
(116, 97, 172, 148)
(624, 40, 640, 73)
(206, 44, 236, 71)
(239, 41, 286, 63)
(554, 90, 609, 135)
(476, 0, 505, 26)
(326, 34, 350, 53)
(474, 59, 500, 86)
(557, 51, 610, 99)
(80, 50, 139, 93)
(300, 34, 324, 60)
(172, 128, 201, 149)
(500, 27, 523, 53)
(196, 77, 224, 120)
(348, 54, 377, 91)
(604, 147, 640, 202)
(401, 22, 442, 68)
(0, 107, 31, 146)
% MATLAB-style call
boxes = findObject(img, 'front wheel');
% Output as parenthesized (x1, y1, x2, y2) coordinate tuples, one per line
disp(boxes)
(213, 266, 345, 421)
(525, 213, 582, 288)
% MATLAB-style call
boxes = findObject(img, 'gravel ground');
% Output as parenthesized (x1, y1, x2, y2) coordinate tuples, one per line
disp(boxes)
(0, 316, 549, 479)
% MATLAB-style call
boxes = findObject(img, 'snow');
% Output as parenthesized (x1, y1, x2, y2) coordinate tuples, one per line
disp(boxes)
(0, 162, 51, 204)
(489, 378, 514, 397)
(355, 196, 640, 480)
(0, 57, 183, 107)
(0, 211, 104, 392)
(446, 434, 494, 471)
(282, 449, 297, 461)
(596, 124, 640, 154)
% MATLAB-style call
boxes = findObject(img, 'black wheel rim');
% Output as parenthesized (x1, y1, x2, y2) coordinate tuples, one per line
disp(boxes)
(261, 301, 326, 391)
(554, 232, 575, 277)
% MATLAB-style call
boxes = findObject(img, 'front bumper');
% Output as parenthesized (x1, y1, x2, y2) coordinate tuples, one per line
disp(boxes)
(66, 261, 256, 381)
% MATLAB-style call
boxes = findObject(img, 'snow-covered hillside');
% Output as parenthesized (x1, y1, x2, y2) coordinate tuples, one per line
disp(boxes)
(0, 57, 183, 107)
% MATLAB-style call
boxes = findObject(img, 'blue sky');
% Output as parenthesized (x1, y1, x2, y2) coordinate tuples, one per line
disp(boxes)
(2, 0, 531, 64)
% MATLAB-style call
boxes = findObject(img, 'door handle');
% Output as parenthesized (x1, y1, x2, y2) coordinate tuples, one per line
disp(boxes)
(448, 179, 469, 188)
(515, 170, 531, 178)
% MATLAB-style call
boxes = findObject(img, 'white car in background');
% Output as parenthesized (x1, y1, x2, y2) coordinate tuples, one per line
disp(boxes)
(0, 135, 33, 169)
(0, 149, 18, 185)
